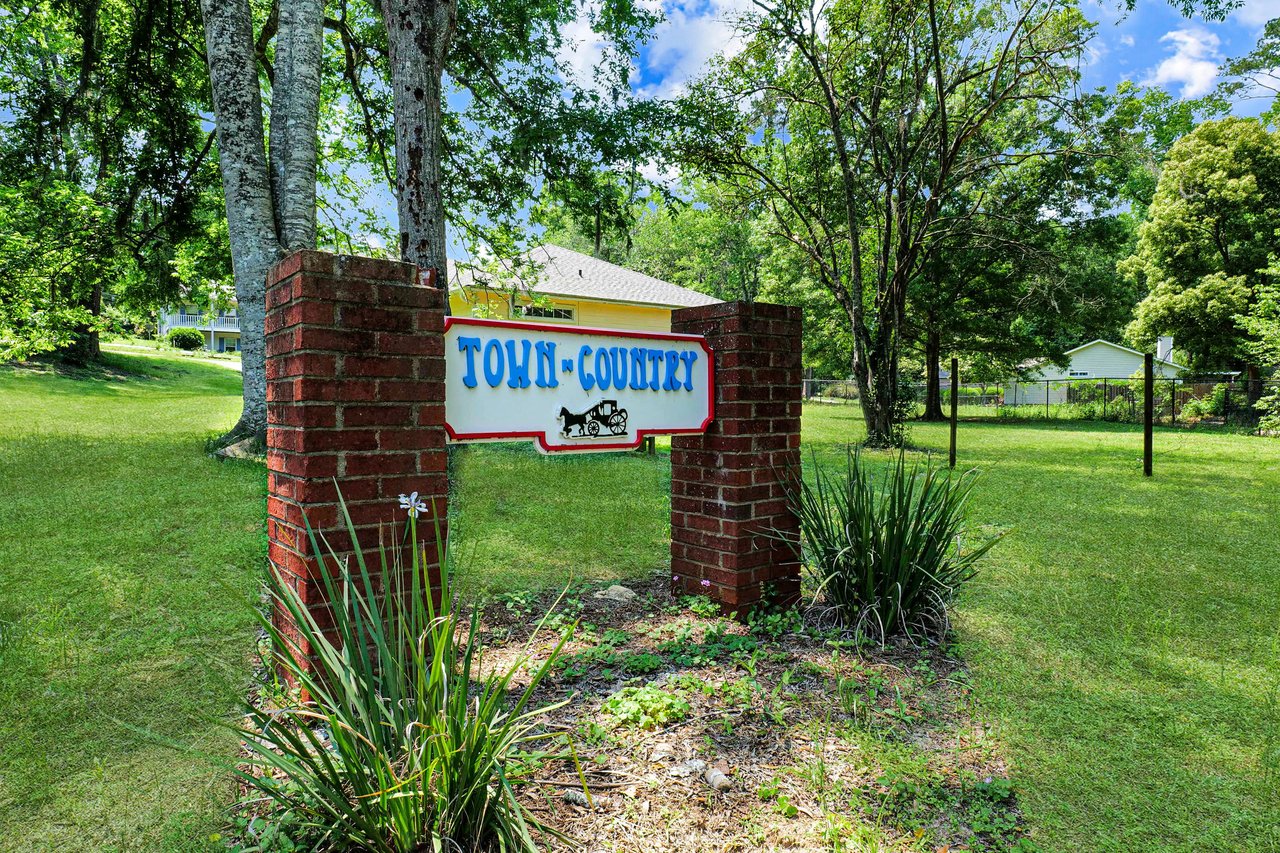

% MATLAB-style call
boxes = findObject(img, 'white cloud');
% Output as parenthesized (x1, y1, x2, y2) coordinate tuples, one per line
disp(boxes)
(1142, 28, 1222, 99)
(636, 0, 756, 100)
(557, 7, 612, 91)
(1232, 0, 1280, 28)
(1119, 34, 1135, 47)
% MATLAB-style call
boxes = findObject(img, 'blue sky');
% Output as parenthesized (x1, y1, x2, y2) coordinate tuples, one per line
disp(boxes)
(1076, 0, 1277, 104)
(616, 0, 1279, 104)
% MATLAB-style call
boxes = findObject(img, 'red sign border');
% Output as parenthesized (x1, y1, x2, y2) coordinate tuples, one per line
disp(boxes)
(443, 316, 716, 453)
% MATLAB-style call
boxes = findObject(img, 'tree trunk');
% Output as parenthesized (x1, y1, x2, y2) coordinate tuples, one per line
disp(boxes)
(380, 0, 456, 278)
(63, 283, 103, 365)
(922, 327, 944, 421)
(269, 0, 324, 250)
(200, 0, 283, 442)
(1246, 363, 1263, 406)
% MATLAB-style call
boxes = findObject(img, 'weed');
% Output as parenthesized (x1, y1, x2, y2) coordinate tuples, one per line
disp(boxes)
(621, 652, 665, 675)
(749, 607, 804, 640)
(682, 595, 721, 618)
(602, 683, 691, 729)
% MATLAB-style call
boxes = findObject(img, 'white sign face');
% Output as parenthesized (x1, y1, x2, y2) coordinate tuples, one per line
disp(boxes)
(444, 317, 714, 453)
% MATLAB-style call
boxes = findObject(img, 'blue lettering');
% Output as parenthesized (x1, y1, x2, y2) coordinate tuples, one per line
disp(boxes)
(663, 351, 681, 390)
(578, 345, 595, 392)
(537, 341, 559, 388)
(483, 339, 504, 388)
(594, 346, 612, 390)
(629, 348, 647, 390)
(646, 350, 662, 390)
(457, 336, 482, 389)
(505, 339, 532, 389)
(609, 347, 628, 390)
(679, 351, 698, 391)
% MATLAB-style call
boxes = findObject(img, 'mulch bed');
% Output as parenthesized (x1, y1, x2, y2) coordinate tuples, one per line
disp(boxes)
(233, 573, 1032, 852)
(474, 574, 1031, 852)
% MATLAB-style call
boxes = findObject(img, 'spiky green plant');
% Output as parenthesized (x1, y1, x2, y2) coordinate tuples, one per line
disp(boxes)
(785, 449, 1000, 641)
(237, 490, 571, 852)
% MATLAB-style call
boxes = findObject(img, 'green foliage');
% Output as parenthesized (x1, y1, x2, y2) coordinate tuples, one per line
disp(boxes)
(621, 652, 665, 675)
(785, 448, 1000, 641)
(0, 1, 218, 360)
(223, 809, 321, 852)
(602, 683, 691, 729)
(657, 622, 759, 668)
(672, 0, 1092, 445)
(748, 607, 804, 640)
(1219, 19, 1280, 122)
(683, 594, 721, 618)
(877, 763, 1024, 845)
(166, 328, 206, 351)
(1123, 119, 1280, 372)
(237, 500, 571, 853)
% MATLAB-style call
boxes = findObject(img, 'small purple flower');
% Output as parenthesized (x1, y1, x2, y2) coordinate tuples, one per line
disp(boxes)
(700, 579, 712, 589)
(398, 491, 429, 519)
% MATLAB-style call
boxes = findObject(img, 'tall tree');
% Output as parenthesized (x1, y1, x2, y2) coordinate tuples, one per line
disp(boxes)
(199, 0, 661, 441)
(1122, 118, 1280, 391)
(0, 0, 214, 362)
(674, 0, 1091, 445)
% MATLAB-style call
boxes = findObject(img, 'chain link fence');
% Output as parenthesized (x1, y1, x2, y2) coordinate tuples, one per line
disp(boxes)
(803, 376, 1279, 430)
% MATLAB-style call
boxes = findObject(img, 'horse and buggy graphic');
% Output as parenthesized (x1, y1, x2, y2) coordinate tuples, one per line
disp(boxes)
(558, 400, 629, 438)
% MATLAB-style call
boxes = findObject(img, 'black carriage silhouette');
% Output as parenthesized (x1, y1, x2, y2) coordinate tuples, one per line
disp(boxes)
(559, 399, 629, 438)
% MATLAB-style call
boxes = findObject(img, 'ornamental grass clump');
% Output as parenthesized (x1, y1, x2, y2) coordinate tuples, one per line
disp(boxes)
(786, 449, 1000, 642)
(239, 490, 571, 852)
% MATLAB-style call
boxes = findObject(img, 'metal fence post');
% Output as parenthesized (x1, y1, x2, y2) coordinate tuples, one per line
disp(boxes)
(1045, 380, 1050, 419)
(949, 357, 958, 469)
(1144, 354, 1153, 477)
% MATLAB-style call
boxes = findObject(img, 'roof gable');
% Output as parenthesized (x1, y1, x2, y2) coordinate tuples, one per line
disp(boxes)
(448, 244, 721, 310)
(1066, 339, 1186, 370)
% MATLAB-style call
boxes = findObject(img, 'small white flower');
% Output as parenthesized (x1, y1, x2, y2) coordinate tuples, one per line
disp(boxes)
(398, 491, 429, 518)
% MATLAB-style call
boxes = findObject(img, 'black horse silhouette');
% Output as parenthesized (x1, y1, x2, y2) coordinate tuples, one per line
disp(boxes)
(558, 406, 590, 437)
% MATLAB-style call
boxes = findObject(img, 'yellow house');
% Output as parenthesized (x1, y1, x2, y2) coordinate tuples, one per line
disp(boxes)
(446, 244, 720, 333)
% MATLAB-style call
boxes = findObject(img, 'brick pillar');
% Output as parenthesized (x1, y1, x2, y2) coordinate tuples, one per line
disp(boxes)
(670, 301, 803, 616)
(264, 250, 446, 668)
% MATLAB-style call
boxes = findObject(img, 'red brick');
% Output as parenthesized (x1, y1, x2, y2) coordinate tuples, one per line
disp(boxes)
(269, 404, 337, 428)
(299, 327, 376, 352)
(377, 379, 438, 402)
(340, 305, 415, 333)
(377, 332, 441, 356)
(342, 404, 413, 427)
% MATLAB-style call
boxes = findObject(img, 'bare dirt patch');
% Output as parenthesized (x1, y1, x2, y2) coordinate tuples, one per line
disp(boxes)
(474, 574, 1032, 852)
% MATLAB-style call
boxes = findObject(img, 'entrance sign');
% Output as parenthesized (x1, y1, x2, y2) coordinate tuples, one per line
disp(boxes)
(444, 317, 714, 453)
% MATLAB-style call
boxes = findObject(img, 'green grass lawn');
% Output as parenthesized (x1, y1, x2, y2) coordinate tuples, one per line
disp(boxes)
(0, 349, 264, 851)
(3, 347, 1277, 851)
(799, 407, 1280, 851)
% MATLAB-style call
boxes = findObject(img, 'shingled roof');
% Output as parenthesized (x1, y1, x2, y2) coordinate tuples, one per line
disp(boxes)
(447, 244, 721, 310)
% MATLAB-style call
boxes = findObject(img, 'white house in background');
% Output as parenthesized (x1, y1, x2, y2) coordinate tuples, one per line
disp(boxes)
(157, 303, 241, 352)
(1004, 337, 1186, 405)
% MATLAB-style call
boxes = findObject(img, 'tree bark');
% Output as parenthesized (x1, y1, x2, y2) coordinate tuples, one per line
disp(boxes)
(269, 0, 324, 250)
(380, 0, 456, 277)
(64, 283, 103, 365)
(922, 327, 944, 421)
(200, 0, 283, 441)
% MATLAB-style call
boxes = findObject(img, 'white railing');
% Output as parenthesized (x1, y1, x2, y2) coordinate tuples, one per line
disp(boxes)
(163, 312, 239, 330)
